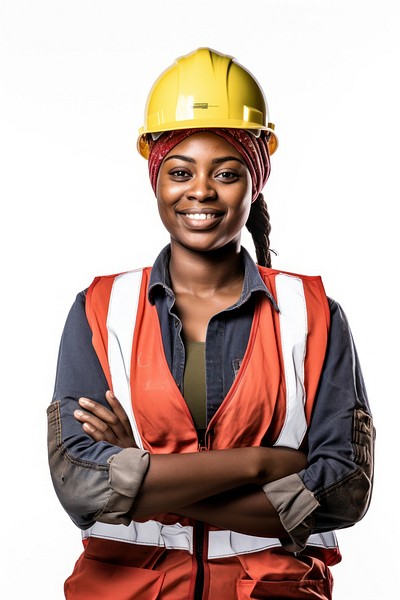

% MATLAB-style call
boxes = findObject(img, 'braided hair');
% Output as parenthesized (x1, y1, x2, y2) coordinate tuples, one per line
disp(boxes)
(245, 193, 273, 268)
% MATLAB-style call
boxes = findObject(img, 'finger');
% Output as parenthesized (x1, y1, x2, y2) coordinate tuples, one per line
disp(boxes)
(78, 397, 128, 440)
(78, 397, 118, 425)
(82, 421, 111, 443)
(105, 390, 135, 438)
(74, 409, 118, 444)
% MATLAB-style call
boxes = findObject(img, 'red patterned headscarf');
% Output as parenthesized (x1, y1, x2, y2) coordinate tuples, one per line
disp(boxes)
(147, 128, 271, 201)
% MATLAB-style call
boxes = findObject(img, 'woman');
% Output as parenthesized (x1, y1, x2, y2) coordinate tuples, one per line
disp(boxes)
(48, 48, 374, 599)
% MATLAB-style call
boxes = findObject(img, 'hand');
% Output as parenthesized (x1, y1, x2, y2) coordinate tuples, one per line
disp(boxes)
(74, 390, 138, 448)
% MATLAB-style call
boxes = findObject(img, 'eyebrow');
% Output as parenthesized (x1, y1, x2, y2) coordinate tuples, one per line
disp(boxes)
(163, 154, 245, 166)
(212, 156, 245, 166)
(164, 154, 195, 164)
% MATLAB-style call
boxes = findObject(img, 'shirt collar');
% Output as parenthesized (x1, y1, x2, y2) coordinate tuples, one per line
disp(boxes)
(148, 244, 279, 311)
(148, 244, 175, 301)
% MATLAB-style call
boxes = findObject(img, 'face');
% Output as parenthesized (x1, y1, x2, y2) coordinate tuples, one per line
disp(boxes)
(156, 132, 252, 254)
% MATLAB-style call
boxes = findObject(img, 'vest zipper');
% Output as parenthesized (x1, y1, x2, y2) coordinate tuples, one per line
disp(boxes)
(193, 428, 209, 598)
(193, 521, 205, 600)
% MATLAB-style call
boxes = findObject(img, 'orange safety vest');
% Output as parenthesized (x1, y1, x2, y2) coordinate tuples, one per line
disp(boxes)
(65, 266, 341, 600)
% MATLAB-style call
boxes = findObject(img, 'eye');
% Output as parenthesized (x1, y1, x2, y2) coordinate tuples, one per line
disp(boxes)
(169, 168, 192, 180)
(215, 170, 240, 182)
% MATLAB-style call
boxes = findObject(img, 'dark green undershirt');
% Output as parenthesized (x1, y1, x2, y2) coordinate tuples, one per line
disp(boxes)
(183, 341, 207, 429)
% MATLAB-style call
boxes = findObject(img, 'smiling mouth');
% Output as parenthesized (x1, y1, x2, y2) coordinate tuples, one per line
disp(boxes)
(184, 213, 218, 221)
(178, 210, 224, 229)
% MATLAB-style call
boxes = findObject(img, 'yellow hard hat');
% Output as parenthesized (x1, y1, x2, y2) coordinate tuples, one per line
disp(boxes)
(137, 47, 278, 159)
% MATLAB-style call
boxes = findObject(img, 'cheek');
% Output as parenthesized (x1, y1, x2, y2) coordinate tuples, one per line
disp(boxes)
(155, 176, 165, 203)
(237, 205, 252, 233)
(156, 194, 180, 236)
(156, 176, 182, 205)
(235, 188, 253, 227)
(156, 197, 170, 227)
(238, 174, 253, 219)
(156, 182, 173, 221)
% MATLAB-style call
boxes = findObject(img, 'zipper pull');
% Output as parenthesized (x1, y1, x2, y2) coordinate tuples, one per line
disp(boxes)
(197, 428, 215, 451)
(197, 428, 207, 451)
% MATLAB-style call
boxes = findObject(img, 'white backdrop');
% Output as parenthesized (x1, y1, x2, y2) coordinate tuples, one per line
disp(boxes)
(1, 1, 398, 598)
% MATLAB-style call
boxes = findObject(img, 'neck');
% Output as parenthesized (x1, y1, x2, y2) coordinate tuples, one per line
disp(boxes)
(169, 240, 244, 297)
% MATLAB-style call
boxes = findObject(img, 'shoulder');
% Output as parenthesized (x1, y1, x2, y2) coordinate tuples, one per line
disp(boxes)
(86, 267, 151, 296)
(257, 265, 329, 304)
(326, 297, 354, 334)
(257, 264, 325, 283)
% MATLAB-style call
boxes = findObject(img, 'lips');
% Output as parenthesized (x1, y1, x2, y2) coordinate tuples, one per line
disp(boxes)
(185, 213, 217, 221)
(177, 208, 224, 229)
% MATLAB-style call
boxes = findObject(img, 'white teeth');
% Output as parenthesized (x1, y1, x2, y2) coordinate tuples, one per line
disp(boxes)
(185, 213, 216, 220)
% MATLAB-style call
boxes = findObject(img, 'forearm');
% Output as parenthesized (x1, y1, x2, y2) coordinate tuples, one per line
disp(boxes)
(130, 446, 307, 519)
(178, 485, 287, 538)
(48, 400, 150, 529)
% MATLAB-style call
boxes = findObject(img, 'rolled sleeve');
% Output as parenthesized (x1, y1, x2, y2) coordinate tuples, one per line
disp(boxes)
(262, 473, 319, 552)
(98, 449, 150, 525)
(47, 400, 149, 529)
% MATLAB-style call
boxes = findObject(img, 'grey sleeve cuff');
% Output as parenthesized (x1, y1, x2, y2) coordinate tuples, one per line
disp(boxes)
(96, 447, 150, 526)
(262, 473, 319, 552)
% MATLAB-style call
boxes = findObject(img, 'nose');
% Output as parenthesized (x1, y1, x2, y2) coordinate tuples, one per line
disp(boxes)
(186, 174, 217, 202)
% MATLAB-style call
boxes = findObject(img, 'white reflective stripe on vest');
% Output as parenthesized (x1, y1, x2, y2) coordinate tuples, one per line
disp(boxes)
(84, 523, 337, 558)
(273, 273, 307, 450)
(107, 269, 144, 449)
(83, 520, 193, 553)
(86, 269, 338, 556)
(207, 530, 338, 559)
(208, 531, 282, 559)
(308, 531, 338, 549)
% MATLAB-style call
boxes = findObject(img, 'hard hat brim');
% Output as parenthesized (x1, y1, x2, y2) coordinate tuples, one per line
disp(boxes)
(137, 126, 278, 159)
